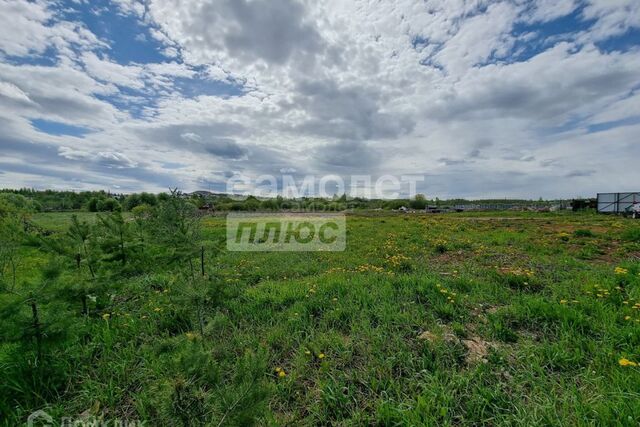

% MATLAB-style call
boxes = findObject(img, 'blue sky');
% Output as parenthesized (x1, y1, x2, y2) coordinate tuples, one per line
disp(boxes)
(0, 0, 639, 198)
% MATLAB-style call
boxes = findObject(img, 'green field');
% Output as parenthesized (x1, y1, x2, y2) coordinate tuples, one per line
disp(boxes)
(2, 210, 640, 425)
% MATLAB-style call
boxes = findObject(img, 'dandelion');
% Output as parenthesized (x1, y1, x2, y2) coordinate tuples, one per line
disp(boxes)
(625, 316, 632, 321)
(318, 353, 325, 359)
(154, 307, 162, 312)
(560, 300, 568, 304)
(278, 370, 286, 378)
(619, 358, 638, 367)
(102, 313, 111, 321)
(615, 267, 628, 275)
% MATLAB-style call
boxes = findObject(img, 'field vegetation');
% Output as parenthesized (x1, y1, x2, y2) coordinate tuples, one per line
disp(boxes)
(1, 192, 639, 425)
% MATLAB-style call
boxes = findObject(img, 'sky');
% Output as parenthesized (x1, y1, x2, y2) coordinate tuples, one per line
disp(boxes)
(0, 0, 639, 199)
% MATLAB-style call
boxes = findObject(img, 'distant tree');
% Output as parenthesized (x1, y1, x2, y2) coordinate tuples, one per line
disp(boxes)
(140, 192, 158, 206)
(260, 199, 278, 210)
(244, 196, 260, 211)
(410, 194, 427, 209)
(97, 198, 121, 212)
(124, 194, 142, 211)
(87, 197, 99, 212)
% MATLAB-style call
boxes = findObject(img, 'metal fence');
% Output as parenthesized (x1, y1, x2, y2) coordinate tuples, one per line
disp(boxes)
(597, 192, 640, 213)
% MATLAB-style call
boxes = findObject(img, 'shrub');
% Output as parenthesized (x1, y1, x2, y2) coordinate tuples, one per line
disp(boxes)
(622, 227, 640, 242)
(573, 229, 595, 238)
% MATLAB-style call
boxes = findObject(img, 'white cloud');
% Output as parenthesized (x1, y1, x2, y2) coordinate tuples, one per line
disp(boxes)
(0, 0, 104, 57)
(0, 0, 639, 198)
(583, 0, 640, 41)
(81, 52, 146, 90)
(0, 80, 33, 103)
(526, 0, 578, 23)
(432, 2, 520, 74)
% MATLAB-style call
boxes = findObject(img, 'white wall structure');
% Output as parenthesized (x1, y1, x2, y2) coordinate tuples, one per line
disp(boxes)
(597, 193, 640, 213)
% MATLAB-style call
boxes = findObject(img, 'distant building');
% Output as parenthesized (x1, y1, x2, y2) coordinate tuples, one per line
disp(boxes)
(198, 203, 214, 212)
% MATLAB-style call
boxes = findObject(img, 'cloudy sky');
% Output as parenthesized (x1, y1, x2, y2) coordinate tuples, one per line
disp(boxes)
(0, 0, 639, 198)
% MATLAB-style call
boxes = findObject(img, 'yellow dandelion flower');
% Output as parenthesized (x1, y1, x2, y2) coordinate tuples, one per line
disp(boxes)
(278, 370, 286, 378)
(560, 300, 568, 304)
(625, 316, 632, 320)
(102, 313, 111, 321)
(615, 267, 629, 275)
(318, 353, 325, 359)
(619, 358, 638, 367)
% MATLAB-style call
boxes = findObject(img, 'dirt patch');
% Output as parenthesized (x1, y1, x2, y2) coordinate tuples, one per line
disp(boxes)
(417, 331, 438, 342)
(418, 327, 497, 365)
(462, 336, 492, 364)
(417, 325, 457, 343)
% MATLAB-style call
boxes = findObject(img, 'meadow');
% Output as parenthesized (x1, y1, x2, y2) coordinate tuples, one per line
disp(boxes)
(2, 207, 640, 425)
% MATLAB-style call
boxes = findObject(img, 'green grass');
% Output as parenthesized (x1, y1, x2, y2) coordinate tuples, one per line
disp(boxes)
(3, 211, 640, 425)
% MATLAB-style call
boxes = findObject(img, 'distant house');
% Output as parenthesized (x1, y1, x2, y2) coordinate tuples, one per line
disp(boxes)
(199, 203, 214, 212)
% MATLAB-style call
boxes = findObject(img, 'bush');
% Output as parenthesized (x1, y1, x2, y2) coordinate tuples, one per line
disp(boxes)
(622, 227, 640, 242)
(97, 198, 121, 212)
(87, 197, 99, 212)
(573, 229, 595, 238)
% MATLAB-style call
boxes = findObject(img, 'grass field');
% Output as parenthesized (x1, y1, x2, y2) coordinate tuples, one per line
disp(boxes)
(3, 211, 640, 425)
